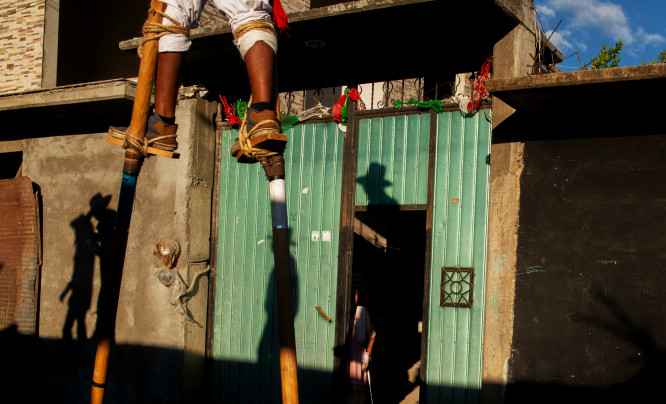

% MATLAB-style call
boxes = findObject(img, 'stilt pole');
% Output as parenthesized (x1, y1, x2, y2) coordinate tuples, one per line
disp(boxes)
(260, 155, 300, 404)
(90, 2, 166, 403)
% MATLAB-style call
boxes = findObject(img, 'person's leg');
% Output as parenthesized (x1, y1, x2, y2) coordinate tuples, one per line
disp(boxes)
(109, 2, 197, 151)
(154, 51, 186, 121)
(243, 40, 276, 107)
(214, 0, 285, 160)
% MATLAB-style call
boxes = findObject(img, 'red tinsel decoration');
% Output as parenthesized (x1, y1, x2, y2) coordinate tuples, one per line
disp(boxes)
(219, 95, 242, 126)
(467, 56, 492, 112)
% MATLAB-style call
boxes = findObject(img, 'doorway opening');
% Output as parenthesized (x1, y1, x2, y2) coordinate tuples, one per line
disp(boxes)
(351, 206, 427, 403)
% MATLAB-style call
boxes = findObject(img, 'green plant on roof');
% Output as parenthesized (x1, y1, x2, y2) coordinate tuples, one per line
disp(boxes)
(582, 40, 623, 70)
(641, 49, 666, 65)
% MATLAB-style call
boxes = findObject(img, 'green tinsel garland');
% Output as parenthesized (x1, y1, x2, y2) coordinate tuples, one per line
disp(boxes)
(236, 99, 247, 121)
(394, 98, 444, 113)
(280, 115, 299, 132)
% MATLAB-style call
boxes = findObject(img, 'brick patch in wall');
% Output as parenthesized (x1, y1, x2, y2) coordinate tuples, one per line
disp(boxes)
(0, 0, 45, 95)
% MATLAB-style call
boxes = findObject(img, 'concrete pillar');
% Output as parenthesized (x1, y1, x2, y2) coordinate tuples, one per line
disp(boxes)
(42, 0, 60, 88)
(482, 21, 535, 404)
(178, 95, 217, 403)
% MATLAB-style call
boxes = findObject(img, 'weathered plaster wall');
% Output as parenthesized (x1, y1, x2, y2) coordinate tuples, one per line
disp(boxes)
(483, 21, 535, 403)
(0, 0, 45, 94)
(0, 94, 216, 403)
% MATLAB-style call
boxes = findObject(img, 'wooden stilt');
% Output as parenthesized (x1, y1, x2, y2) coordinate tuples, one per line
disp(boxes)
(262, 156, 299, 404)
(90, 2, 166, 403)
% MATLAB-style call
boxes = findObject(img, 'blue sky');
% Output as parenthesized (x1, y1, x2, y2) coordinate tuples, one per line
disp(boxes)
(534, 0, 666, 70)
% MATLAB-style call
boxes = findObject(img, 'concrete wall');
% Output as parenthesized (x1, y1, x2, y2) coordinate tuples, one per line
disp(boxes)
(0, 0, 45, 94)
(482, 20, 536, 403)
(507, 123, 666, 403)
(0, 92, 216, 403)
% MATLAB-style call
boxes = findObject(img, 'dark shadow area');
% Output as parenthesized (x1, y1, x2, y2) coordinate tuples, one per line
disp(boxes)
(505, 292, 666, 403)
(180, 1, 512, 97)
(310, 0, 348, 8)
(510, 130, 666, 402)
(57, 1, 145, 85)
(352, 208, 427, 404)
(0, 151, 22, 179)
(0, 99, 136, 140)
(490, 73, 666, 131)
(492, 104, 666, 145)
(0, 328, 664, 403)
(60, 194, 115, 342)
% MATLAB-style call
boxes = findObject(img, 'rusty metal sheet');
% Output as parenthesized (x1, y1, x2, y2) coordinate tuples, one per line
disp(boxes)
(0, 177, 40, 334)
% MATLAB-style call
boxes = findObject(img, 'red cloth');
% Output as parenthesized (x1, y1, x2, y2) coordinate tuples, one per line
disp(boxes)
(271, 0, 290, 36)
(332, 94, 347, 123)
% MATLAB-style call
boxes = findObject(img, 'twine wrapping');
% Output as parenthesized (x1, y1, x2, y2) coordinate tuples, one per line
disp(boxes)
(119, 129, 176, 157)
(236, 96, 283, 161)
(122, 131, 149, 155)
(137, 8, 190, 58)
(233, 19, 277, 42)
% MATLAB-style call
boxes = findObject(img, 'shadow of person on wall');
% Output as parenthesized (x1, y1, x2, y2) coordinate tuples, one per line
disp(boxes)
(572, 290, 666, 398)
(60, 193, 115, 342)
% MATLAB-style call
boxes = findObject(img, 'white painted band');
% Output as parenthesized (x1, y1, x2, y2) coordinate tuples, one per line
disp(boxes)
(269, 179, 287, 228)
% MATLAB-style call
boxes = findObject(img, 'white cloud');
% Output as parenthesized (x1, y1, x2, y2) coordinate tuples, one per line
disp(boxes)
(548, 0, 633, 42)
(636, 27, 666, 46)
(547, 29, 573, 50)
(544, 0, 666, 54)
(625, 27, 666, 56)
(547, 29, 588, 53)
(536, 4, 556, 18)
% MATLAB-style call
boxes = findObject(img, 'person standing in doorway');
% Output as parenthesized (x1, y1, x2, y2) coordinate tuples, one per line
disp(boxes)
(349, 287, 376, 404)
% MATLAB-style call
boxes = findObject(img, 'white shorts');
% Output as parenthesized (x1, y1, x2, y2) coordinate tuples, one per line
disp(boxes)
(158, 0, 273, 52)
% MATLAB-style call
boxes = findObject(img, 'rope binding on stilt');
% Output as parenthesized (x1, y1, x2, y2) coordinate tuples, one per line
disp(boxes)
(233, 20, 278, 42)
(258, 154, 285, 179)
(122, 131, 150, 156)
(236, 96, 285, 162)
(137, 8, 190, 58)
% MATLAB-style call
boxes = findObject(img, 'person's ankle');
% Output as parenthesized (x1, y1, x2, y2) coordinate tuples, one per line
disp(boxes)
(158, 114, 176, 126)
(251, 101, 272, 112)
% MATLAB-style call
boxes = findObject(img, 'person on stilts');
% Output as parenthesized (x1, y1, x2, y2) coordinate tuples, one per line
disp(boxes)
(110, 0, 288, 160)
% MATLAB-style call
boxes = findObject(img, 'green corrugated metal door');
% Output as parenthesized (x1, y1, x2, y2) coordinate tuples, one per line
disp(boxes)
(425, 111, 491, 403)
(213, 121, 343, 403)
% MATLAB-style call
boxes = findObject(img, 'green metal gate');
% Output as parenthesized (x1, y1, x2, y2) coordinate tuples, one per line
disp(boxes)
(212, 108, 491, 403)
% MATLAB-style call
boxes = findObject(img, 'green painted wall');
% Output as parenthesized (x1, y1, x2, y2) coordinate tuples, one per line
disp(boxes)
(425, 111, 492, 403)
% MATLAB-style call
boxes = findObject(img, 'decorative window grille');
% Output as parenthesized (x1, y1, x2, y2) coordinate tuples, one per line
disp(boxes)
(440, 267, 474, 308)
